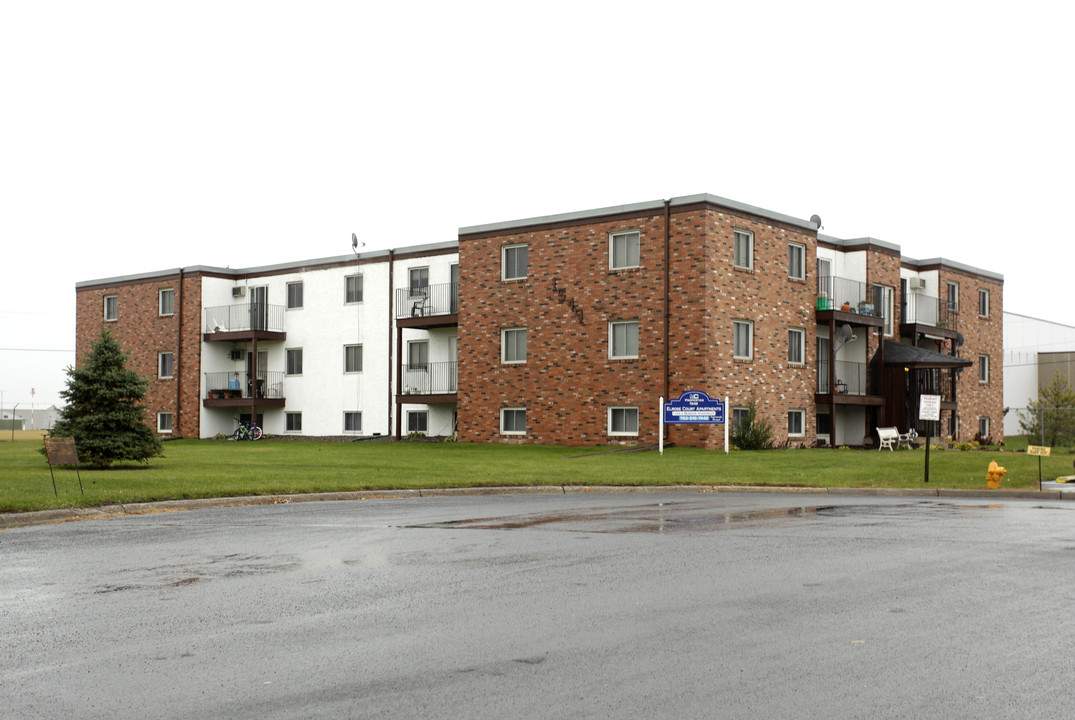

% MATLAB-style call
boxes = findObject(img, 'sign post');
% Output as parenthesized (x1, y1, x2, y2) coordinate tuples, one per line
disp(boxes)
(1027, 445, 1052, 490)
(661, 391, 727, 456)
(919, 394, 941, 483)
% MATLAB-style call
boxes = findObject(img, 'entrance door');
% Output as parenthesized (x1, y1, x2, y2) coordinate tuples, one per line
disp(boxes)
(246, 350, 268, 398)
(250, 286, 268, 331)
(448, 336, 458, 392)
(450, 263, 459, 314)
(817, 337, 831, 393)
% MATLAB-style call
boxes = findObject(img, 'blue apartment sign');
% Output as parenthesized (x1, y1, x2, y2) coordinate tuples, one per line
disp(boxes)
(663, 391, 725, 424)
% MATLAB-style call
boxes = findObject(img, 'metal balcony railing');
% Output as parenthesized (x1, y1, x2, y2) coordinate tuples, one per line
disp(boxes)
(205, 371, 285, 400)
(816, 276, 885, 318)
(204, 304, 285, 333)
(901, 293, 958, 331)
(817, 360, 871, 395)
(400, 361, 458, 395)
(395, 282, 458, 320)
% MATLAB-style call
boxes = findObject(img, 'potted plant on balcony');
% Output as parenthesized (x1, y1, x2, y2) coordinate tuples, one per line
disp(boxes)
(857, 300, 874, 314)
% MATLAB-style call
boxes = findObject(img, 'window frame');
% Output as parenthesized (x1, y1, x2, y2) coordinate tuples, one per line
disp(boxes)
(344, 344, 363, 373)
(731, 406, 749, 431)
(610, 230, 641, 270)
(978, 288, 989, 318)
(409, 267, 429, 297)
(159, 288, 175, 317)
(502, 244, 528, 281)
(788, 328, 805, 365)
(158, 351, 174, 379)
(978, 416, 989, 439)
(501, 327, 527, 364)
(979, 354, 989, 384)
(103, 295, 118, 321)
(285, 412, 302, 433)
(345, 274, 364, 304)
(285, 347, 303, 376)
(788, 242, 805, 280)
(733, 229, 754, 270)
(609, 320, 639, 360)
(157, 412, 173, 434)
(947, 281, 959, 312)
(407, 411, 428, 434)
(500, 407, 527, 435)
(344, 411, 362, 433)
(286, 281, 304, 309)
(608, 406, 640, 436)
(788, 409, 805, 437)
(733, 320, 753, 360)
(408, 340, 429, 370)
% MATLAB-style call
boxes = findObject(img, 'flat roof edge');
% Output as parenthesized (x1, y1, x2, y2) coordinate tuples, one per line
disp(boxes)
(901, 256, 1003, 282)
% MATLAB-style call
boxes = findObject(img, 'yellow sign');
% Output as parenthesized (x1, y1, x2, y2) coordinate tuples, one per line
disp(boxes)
(1027, 445, 1052, 457)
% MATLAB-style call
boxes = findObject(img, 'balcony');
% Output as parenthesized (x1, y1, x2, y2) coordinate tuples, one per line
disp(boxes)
(399, 361, 458, 403)
(815, 277, 885, 328)
(901, 294, 959, 338)
(816, 360, 883, 406)
(395, 283, 459, 329)
(203, 304, 286, 342)
(203, 371, 286, 408)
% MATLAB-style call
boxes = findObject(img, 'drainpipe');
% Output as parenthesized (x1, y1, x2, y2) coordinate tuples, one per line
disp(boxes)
(663, 200, 671, 402)
(388, 249, 396, 438)
(176, 268, 184, 436)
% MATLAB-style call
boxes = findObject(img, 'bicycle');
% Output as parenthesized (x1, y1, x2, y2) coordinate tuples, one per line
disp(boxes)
(234, 419, 264, 441)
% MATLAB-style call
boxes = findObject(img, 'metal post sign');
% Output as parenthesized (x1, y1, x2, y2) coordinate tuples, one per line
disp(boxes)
(664, 391, 725, 424)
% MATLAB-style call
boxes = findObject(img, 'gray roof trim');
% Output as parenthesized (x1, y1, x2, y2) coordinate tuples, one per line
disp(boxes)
(459, 193, 817, 236)
(901, 256, 1003, 282)
(818, 233, 902, 253)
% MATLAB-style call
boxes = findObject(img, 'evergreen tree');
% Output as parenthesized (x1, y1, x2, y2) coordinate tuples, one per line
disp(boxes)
(730, 396, 775, 450)
(1019, 372, 1075, 447)
(50, 327, 163, 467)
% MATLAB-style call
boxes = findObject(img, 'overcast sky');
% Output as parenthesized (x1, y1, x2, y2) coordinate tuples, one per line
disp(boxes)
(2, 0, 1072, 410)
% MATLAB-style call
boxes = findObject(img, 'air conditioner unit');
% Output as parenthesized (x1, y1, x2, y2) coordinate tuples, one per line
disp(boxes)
(230, 350, 245, 361)
(232, 286, 246, 298)
(907, 278, 926, 291)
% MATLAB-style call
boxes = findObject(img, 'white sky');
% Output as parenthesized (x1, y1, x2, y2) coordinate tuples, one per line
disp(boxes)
(2, 0, 1072, 410)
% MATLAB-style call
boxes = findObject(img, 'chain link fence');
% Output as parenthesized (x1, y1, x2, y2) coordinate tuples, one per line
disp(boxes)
(1006, 406, 1075, 449)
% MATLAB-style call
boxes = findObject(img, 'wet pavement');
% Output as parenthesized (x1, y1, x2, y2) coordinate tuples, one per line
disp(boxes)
(3, 492, 1075, 718)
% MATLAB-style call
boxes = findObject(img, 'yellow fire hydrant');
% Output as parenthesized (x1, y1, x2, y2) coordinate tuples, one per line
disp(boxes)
(986, 460, 1007, 489)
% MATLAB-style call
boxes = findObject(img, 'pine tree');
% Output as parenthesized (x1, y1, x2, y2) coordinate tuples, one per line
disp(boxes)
(1019, 372, 1075, 447)
(50, 327, 163, 467)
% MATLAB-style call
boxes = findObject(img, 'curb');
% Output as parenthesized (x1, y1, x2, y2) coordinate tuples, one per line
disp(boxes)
(2, 484, 1071, 530)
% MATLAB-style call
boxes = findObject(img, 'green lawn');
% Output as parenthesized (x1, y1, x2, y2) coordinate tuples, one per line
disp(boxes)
(3, 436, 1073, 513)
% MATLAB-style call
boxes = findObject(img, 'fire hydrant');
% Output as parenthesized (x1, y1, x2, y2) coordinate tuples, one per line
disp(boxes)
(986, 460, 1007, 488)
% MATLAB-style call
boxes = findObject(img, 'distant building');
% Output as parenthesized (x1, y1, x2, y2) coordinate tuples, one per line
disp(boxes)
(1003, 312, 1075, 436)
(13, 405, 61, 431)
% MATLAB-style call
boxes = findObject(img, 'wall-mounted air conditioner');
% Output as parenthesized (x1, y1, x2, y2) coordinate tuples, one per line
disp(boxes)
(232, 286, 246, 298)
(907, 278, 927, 291)
(230, 350, 245, 361)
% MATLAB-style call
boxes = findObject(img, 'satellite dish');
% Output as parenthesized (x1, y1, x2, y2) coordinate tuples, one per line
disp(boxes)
(955, 333, 965, 348)
(810, 214, 823, 229)
(351, 233, 358, 250)
(840, 324, 856, 342)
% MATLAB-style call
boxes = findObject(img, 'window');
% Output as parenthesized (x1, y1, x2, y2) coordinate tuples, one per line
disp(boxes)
(817, 257, 832, 296)
(732, 406, 749, 431)
(873, 284, 894, 336)
(788, 243, 805, 280)
(408, 340, 428, 370)
(345, 275, 363, 303)
(157, 412, 173, 433)
(788, 409, 805, 437)
(502, 328, 527, 364)
(733, 230, 753, 269)
(344, 412, 362, 433)
(286, 348, 303, 375)
(409, 267, 429, 297)
(501, 408, 527, 435)
(502, 245, 528, 280)
(610, 231, 640, 270)
(407, 411, 428, 433)
(286, 412, 302, 432)
(788, 328, 804, 365)
(103, 295, 118, 321)
(287, 281, 303, 309)
(159, 288, 175, 316)
(978, 417, 990, 439)
(609, 320, 639, 359)
(344, 344, 363, 373)
(733, 320, 753, 360)
(979, 355, 989, 383)
(609, 407, 639, 436)
(978, 289, 989, 317)
(947, 281, 959, 312)
(158, 352, 174, 379)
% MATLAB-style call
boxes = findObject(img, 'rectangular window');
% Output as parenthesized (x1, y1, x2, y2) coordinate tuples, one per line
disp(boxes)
(733, 230, 753, 269)
(732, 407, 749, 431)
(788, 243, 805, 280)
(502, 328, 527, 364)
(501, 408, 527, 435)
(344, 344, 363, 373)
(733, 320, 753, 360)
(609, 320, 639, 359)
(979, 355, 989, 383)
(158, 351, 174, 379)
(157, 412, 173, 433)
(408, 340, 428, 370)
(610, 231, 640, 270)
(409, 267, 429, 297)
(788, 328, 804, 364)
(159, 288, 175, 316)
(287, 281, 304, 309)
(609, 407, 639, 436)
(286, 412, 302, 432)
(947, 281, 959, 312)
(286, 348, 303, 375)
(978, 417, 989, 439)
(873, 284, 894, 336)
(104, 295, 118, 321)
(407, 411, 428, 433)
(502, 245, 528, 280)
(344, 412, 362, 433)
(978, 288, 989, 317)
(788, 409, 805, 437)
(345, 275, 363, 303)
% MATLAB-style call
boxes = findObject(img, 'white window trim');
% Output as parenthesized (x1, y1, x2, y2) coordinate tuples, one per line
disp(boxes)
(788, 328, 805, 365)
(978, 289, 989, 318)
(788, 243, 805, 280)
(733, 229, 754, 270)
(345, 274, 364, 304)
(733, 320, 753, 360)
(408, 340, 429, 369)
(609, 230, 641, 270)
(344, 344, 363, 373)
(788, 409, 805, 437)
(159, 288, 175, 317)
(609, 320, 639, 360)
(608, 406, 640, 437)
(158, 351, 174, 379)
(947, 281, 959, 311)
(285, 412, 302, 433)
(501, 328, 526, 364)
(500, 407, 527, 436)
(344, 411, 363, 433)
(979, 355, 989, 384)
(103, 295, 118, 321)
(286, 347, 303, 376)
(409, 267, 430, 297)
(286, 281, 304, 310)
(407, 410, 428, 433)
(501, 244, 528, 281)
(156, 412, 173, 434)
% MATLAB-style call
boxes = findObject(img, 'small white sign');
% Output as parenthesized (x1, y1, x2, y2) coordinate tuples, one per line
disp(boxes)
(919, 394, 941, 421)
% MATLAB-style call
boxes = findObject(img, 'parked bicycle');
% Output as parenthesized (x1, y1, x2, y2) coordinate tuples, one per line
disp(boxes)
(234, 419, 264, 441)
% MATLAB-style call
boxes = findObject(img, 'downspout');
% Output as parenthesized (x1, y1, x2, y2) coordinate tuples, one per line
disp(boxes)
(176, 268, 184, 437)
(663, 200, 671, 401)
(388, 249, 396, 438)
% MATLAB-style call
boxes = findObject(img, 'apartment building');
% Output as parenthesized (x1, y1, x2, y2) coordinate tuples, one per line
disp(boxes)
(457, 194, 1003, 448)
(74, 243, 459, 439)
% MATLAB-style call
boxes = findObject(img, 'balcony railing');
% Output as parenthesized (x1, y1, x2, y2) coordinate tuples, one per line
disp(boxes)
(400, 361, 458, 395)
(912, 367, 957, 403)
(901, 294, 958, 331)
(818, 360, 871, 395)
(816, 276, 884, 318)
(205, 371, 285, 400)
(395, 282, 458, 320)
(204, 304, 285, 333)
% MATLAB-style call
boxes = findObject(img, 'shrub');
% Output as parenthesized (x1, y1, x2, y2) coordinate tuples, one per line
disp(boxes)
(730, 398, 774, 450)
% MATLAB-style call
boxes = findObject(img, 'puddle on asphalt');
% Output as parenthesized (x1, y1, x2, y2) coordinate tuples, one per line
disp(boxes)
(408, 500, 1012, 535)
(91, 553, 300, 594)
